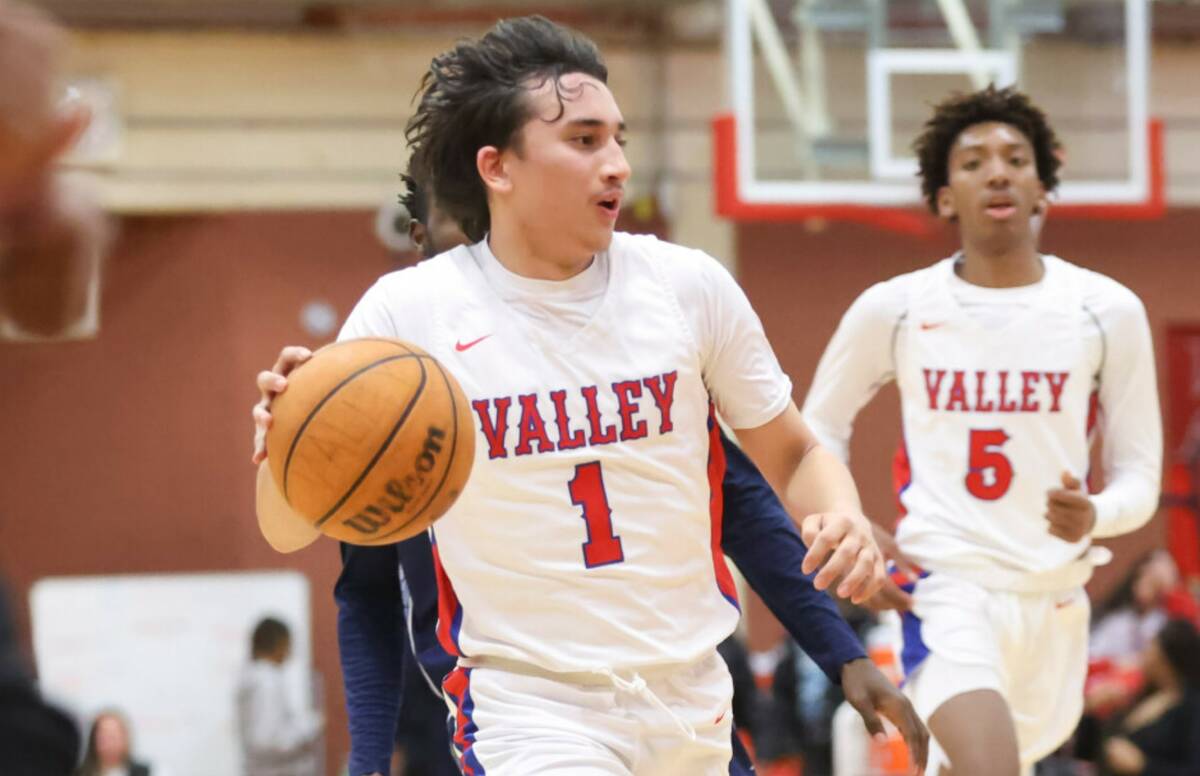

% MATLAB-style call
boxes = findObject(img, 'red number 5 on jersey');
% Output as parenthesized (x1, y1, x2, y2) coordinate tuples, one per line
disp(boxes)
(569, 461, 625, 568)
(966, 428, 1013, 500)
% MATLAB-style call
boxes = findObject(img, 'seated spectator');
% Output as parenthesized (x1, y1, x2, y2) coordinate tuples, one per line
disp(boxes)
(1086, 551, 1200, 722)
(74, 709, 150, 776)
(1102, 619, 1200, 775)
(1092, 551, 1181, 665)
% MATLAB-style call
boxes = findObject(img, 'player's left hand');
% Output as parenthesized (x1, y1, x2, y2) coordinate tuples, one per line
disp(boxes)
(1103, 736, 1146, 775)
(800, 511, 886, 605)
(841, 658, 929, 775)
(1045, 471, 1096, 542)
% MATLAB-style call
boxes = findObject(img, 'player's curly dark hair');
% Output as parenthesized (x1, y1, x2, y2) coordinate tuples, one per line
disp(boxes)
(399, 173, 428, 228)
(404, 16, 608, 242)
(913, 85, 1062, 214)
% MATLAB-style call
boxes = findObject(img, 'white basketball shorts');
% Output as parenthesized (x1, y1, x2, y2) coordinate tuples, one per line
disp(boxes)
(900, 572, 1090, 773)
(442, 650, 734, 775)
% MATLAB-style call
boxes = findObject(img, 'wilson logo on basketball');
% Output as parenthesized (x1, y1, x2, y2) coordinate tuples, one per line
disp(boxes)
(342, 426, 448, 535)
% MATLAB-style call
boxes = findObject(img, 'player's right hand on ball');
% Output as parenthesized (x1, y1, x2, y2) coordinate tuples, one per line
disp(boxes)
(251, 345, 313, 464)
(800, 511, 886, 605)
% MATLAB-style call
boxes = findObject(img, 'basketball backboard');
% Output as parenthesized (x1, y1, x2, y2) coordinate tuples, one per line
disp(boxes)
(716, 0, 1161, 233)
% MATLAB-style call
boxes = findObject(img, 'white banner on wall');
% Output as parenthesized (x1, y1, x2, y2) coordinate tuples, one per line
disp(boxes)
(30, 570, 314, 776)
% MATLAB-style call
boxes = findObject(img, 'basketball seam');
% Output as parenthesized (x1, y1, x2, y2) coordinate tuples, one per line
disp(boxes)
(282, 351, 420, 499)
(313, 356, 430, 528)
(371, 357, 464, 542)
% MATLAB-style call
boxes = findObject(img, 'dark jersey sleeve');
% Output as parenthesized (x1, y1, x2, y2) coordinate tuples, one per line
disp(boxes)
(717, 432, 867, 682)
(335, 542, 405, 776)
(336, 534, 456, 776)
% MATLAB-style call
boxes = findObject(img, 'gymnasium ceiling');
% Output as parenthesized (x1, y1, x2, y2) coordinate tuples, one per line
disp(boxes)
(29, 0, 703, 30)
(26, 0, 1200, 41)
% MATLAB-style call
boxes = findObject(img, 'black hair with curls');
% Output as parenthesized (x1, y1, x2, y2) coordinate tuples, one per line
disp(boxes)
(399, 173, 428, 228)
(405, 16, 608, 242)
(913, 85, 1062, 214)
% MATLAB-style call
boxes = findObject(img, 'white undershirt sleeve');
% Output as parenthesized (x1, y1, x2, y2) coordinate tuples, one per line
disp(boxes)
(800, 280, 906, 463)
(1088, 288, 1163, 538)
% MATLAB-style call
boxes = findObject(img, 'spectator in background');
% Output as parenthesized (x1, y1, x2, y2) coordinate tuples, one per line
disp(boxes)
(235, 617, 323, 776)
(74, 709, 150, 776)
(1077, 552, 1199, 761)
(0, 581, 79, 775)
(0, 0, 108, 338)
(1092, 551, 1186, 665)
(1102, 619, 1200, 775)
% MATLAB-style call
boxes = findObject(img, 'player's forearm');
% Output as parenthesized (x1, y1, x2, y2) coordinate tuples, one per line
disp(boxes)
(737, 403, 864, 523)
(338, 624, 402, 776)
(335, 545, 405, 775)
(726, 522, 867, 681)
(1092, 293, 1162, 539)
(719, 435, 866, 681)
(781, 444, 864, 521)
(1091, 472, 1161, 538)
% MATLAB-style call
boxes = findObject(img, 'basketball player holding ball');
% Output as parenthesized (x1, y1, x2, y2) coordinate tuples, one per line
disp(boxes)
(254, 16, 901, 775)
(319, 177, 925, 776)
(802, 87, 1162, 776)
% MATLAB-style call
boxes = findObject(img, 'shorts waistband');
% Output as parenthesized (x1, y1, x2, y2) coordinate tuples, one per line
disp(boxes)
(457, 654, 698, 685)
(934, 546, 1112, 593)
(457, 654, 700, 740)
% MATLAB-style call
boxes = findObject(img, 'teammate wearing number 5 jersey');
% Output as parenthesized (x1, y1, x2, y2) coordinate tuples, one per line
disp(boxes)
(802, 86, 1162, 776)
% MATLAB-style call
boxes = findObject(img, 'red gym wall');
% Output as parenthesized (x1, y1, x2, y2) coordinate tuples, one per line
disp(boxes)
(0, 211, 396, 775)
(1, 208, 1197, 773)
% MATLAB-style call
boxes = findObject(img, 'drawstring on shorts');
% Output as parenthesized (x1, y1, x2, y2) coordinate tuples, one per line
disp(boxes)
(591, 666, 697, 741)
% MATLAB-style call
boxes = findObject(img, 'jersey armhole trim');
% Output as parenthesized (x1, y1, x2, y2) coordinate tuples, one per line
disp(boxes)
(1082, 302, 1107, 384)
(645, 248, 705, 367)
(885, 308, 908, 386)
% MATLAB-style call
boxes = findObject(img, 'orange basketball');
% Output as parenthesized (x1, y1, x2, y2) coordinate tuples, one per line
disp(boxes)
(265, 338, 474, 545)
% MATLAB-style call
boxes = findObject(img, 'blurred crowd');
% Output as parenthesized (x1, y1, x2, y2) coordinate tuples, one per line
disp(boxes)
(706, 549, 1200, 776)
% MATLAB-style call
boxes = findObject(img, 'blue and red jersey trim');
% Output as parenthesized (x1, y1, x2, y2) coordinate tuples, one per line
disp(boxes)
(707, 405, 740, 610)
(430, 530, 464, 657)
(443, 666, 486, 775)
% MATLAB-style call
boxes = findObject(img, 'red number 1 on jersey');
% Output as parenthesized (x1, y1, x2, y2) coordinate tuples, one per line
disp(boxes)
(569, 461, 625, 568)
(965, 428, 1013, 500)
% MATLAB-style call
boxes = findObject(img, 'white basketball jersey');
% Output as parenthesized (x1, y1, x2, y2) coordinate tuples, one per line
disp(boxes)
(894, 257, 1100, 591)
(340, 233, 791, 673)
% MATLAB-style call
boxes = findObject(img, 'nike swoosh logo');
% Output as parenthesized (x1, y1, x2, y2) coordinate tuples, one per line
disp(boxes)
(919, 322, 945, 331)
(455, 335, 492, 352)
